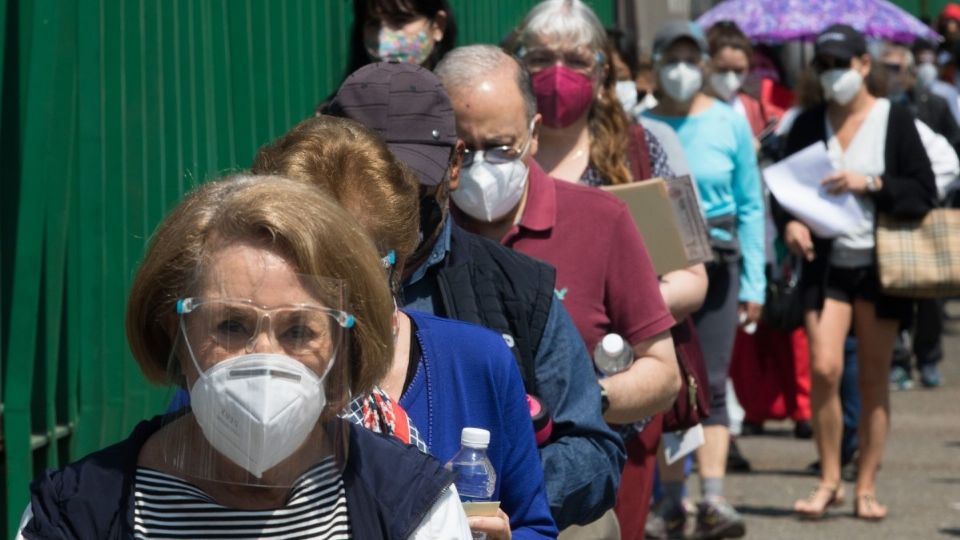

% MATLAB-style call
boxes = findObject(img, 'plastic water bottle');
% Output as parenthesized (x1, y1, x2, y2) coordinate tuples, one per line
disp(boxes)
(445, 428, 496, 540)
(593, 333, 633, 375)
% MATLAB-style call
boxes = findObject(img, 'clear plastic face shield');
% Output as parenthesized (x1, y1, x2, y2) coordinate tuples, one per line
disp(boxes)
(158, 261, 355, 490)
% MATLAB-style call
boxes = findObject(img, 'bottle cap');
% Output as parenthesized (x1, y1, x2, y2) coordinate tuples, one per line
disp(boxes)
(600, 334, 626, 356)
(461, 427, 491, 448)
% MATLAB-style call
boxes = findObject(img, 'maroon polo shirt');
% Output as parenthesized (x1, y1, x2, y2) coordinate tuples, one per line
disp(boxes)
(474, 160, 675, 352)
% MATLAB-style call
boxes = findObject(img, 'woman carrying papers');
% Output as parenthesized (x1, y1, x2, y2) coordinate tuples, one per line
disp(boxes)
(772, 24, 936, 522)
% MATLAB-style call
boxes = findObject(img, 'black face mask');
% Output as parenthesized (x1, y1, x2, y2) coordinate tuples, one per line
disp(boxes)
(403, 184, 449, 280)
(419, 192, 444, 244)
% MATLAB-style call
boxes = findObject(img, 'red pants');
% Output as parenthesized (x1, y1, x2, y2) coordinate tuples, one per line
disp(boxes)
(614, 414, 662, 539)
(729, 324, 811, 423)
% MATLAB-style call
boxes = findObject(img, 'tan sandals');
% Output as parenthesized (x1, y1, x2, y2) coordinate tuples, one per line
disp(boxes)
(794, 484, 846, 519)
(853, 493, 887, 521)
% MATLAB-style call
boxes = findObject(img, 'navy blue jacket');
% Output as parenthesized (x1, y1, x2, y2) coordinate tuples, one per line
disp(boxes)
(21, 415, 452, 539)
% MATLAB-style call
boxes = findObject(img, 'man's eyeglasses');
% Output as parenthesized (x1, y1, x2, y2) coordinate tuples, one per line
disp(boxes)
(462, 120, 536, 167)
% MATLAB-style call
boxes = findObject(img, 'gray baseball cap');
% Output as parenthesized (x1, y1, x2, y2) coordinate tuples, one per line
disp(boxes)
(327, 62, 458, 186)
(653, 20, 708, 58)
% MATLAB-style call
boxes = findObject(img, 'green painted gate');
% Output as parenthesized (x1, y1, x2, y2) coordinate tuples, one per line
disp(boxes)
(0, 0, 614, 536)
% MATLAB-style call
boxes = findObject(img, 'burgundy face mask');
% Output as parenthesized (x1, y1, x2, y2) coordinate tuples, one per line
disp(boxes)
(532, 65, 595, 128)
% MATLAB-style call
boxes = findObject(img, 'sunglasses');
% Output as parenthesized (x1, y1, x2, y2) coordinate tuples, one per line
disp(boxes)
(811, 56, 853, 73)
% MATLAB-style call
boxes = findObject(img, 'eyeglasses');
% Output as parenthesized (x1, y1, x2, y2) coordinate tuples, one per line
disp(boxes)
(517, 46, 605, 73)
(177, 298, 354, 362)
(462, 120, 536, 168)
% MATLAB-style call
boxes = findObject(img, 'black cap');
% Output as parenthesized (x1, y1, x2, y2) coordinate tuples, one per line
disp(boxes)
(653, 20, 708, 59)
(814, 24, 867, 60)
(327, 62, 458, 186)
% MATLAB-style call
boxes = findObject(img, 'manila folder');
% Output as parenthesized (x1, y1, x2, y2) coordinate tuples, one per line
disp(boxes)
(602, 177, 712, 275)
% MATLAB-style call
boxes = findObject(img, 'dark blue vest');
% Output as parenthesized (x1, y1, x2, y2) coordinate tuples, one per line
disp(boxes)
(21, 415, 452, 539)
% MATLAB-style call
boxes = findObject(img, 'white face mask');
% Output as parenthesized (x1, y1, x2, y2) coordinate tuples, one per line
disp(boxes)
(189, 352, 329, 478)
(916, 63, 939, 88)
(709, 71, 746, 101)
(453, 157, 529, 222)
(615, 80, 639, 111)
(659, 62, 703, 103)
(820, 68, 863, 105)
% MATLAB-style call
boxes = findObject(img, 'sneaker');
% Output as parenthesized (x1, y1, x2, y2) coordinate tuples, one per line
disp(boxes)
(695, 498, 746, 539)
(793, 420, 813, 439)
(645, 498, 687, 539)
(889, 365, 914, 391)
(920, 365, 943, 388)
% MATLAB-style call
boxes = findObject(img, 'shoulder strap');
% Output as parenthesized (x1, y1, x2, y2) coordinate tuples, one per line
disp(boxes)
(627, 124, 653, 181)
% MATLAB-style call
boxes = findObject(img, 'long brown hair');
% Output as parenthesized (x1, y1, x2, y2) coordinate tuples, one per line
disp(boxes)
(590, 39, 634, 185)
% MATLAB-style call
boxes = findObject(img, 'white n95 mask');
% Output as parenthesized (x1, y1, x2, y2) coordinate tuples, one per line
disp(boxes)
(189, 353, 329, 478)
(820, 68, 863, 106)
(709, 71, 746, 101)
(616, 80, 640, 111)
(453, 156, 529, 222)
(660, 62, 703, 103)
(916, 63, 939, 88)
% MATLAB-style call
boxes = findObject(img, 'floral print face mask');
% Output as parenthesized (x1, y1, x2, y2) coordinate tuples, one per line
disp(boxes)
(366, 25, 435, 64)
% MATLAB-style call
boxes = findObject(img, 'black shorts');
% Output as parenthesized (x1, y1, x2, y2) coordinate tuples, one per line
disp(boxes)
(805, 265, 913, 322)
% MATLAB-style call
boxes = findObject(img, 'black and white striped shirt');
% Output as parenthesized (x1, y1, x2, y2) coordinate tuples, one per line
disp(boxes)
(133, 458, 351, 539)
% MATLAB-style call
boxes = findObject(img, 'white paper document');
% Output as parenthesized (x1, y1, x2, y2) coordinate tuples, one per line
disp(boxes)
(662, 424, 705, 465)
(762, 142, 865, 238)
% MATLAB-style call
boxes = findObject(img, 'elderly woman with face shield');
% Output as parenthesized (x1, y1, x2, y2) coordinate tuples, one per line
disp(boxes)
(773, 24, 936, 522)
(641, 20, 765, 539)
(17, 176, 471, 539)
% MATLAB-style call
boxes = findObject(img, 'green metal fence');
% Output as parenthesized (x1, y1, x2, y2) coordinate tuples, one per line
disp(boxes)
(0, 0, 614, 536)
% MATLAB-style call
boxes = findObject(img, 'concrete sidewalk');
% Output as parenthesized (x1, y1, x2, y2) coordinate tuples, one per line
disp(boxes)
(720, 307, 960, 539)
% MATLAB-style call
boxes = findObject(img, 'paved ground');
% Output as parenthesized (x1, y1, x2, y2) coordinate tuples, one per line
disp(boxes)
(713, 303, 960, 539)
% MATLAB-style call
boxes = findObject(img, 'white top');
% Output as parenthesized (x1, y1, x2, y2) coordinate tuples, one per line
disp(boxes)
(825, 98, 889, 268)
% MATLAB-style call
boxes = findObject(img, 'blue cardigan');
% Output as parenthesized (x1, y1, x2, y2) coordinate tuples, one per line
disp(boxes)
(403, 310, 558, 539)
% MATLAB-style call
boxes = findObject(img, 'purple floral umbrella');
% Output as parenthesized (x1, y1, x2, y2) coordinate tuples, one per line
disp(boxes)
(696, 0, 941, 44)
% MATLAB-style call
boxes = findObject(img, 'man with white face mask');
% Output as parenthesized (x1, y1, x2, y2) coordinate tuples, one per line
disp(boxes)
(437, 45, 682, 537)
(911, 38, 960, 124)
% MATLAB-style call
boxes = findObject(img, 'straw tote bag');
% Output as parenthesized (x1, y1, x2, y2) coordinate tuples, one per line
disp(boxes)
(876, 208, 960, 298)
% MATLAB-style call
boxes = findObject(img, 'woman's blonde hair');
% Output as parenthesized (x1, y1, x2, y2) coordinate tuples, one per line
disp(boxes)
(516, 0, 633, 185)
(252, 116, 420, 291)
(126, 175, 394, 410)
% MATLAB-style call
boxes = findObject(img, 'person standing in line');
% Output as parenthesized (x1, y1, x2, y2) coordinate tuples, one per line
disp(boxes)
(503, 3, 706, 536)
(436, 43, 688, 540)
(18, 175, 473, 539)
(775, 24, 936, 521)
(642, 20, 766, 539)
(880, 41, 957, 391)
(348, 0, 456, 71)
(704, 21, 783, 139)
(254, 115, 560, 539)
(910, 38, 960, 124)
(325, 61, 626, 531)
